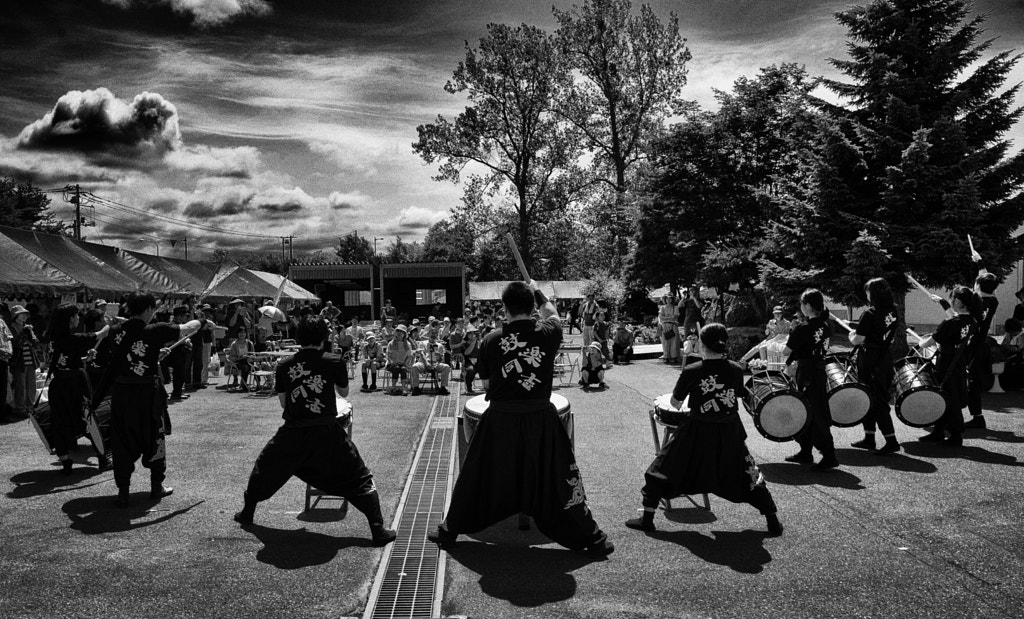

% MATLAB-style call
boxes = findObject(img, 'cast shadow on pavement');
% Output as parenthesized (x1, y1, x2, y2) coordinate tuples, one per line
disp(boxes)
(8, 468, 108, 499)
(901, 442, 1024, 467)
(62, 496, 204, 535)
(240, 524, 371, 570)
(833, 448, 938, 474)
(758, 463, 866, 489)
(963, 428, 1024, 444)
(645, 529, 773, 574)
(663, 505, 718, 525)
(445, 541, 600, 607)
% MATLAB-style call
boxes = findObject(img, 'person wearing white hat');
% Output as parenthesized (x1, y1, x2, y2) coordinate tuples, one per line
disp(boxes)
(8, 305, 39, 420)
(579, 340, 607, 389)
(384, 324, 413, 390)
(360, 332, 385, 392)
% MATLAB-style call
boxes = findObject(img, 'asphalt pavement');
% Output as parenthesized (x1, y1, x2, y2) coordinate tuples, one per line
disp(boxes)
(2, 356, 1023, 619)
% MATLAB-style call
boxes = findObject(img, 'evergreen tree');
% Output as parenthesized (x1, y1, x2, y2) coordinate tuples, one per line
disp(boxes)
(335, 231, 374, 262)
(0, 177, 65, 233)
(770, 0, 1024, 306)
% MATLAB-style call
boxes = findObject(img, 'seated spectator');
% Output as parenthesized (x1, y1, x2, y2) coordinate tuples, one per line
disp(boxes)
(999, 318, 1024, 390)
(410, 333, 451, 396)
(765, 306, 792, 338)
(360, 333, 386, 392)
(612, 322, 635, 364)
(385, 324, 413, 389)
(228, 329, 254, 392)
(579, 341, 606, 389)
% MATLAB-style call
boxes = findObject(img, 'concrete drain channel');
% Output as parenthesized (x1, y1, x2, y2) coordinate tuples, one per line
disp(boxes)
(362, 385, 460, 619)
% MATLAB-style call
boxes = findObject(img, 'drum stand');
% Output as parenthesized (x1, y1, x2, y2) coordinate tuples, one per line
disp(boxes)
(647, 409, 711, 511)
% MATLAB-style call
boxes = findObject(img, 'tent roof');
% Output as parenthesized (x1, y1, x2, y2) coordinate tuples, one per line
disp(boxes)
(469, 280, 587, 301)
(0, 230, 81, 296)
(121, 250, 214, 295)
(248, 270, 319, 301)
(0, 227, 164, 298)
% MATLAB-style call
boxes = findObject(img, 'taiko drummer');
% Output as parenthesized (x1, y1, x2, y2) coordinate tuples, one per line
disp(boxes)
(233, 316, 396, 547)
(849, 278, 901, 455)
(428, 281, 614, 555)
(625, 323, 783, 536)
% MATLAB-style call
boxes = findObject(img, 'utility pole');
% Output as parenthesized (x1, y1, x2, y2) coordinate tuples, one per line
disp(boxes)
(170, 238, 188, 260)
(71, 184, 82, 240)
(280, 236, 295, 268)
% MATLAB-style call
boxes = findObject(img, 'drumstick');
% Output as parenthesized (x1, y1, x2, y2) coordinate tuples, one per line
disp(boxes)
(504, 232, 532, 283)
(905, 273, 931, 298)
(906, 327, 925, 344)
(967, 234, 976, 256)
(832, 316, 855, 333)
(166, 335, 192, 351)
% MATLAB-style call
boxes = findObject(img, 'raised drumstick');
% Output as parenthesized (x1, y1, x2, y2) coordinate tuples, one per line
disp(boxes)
(505, 232, 532, 284)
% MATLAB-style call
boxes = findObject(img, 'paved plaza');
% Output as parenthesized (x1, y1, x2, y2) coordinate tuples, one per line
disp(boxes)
(2, 355, 1023, 619)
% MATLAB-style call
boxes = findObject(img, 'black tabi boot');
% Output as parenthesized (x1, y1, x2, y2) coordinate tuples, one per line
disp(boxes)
(348, 491, 397, 546)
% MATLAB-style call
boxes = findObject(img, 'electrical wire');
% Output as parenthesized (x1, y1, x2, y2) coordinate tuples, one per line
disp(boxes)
(83, 191, 281, 239)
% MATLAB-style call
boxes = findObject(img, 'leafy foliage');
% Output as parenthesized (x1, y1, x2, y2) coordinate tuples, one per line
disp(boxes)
(335, 231, 374, 262)
(0, 177, 66, 234)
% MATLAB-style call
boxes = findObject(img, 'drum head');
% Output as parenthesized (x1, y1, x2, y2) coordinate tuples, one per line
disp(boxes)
(550, 393, 570, 414)
(758, 394, 808, 441)
(336, 397, 353, 419)
(464, 394, 489, 418)
(829, 386, 871, 427)
(897, 389, 946, 427)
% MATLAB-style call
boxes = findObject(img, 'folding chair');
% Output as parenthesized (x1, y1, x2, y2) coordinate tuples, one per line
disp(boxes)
(553, 351, 579, 387)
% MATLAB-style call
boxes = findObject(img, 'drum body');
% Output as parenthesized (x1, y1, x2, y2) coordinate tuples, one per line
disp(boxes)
(893, 357, 947, 427)
(85, 399, 113, 458)
(652, 393, 687, 427)
(337, 397, 354, 434)
(824, 354, 871, 427)
(462, 394, 573, 447)
(29, 396, 53, 454)
(743, 371, 809, 442)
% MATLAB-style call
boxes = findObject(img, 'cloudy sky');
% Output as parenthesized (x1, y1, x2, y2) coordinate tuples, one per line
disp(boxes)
(1, 0, 1022, 259)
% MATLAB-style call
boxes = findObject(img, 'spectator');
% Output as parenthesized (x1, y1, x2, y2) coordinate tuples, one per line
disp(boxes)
(0, 303, 14, 421)
(360, 333, 386, 392)
(410, 331, 451, 396)
(581, 294, 600, 346)
(594, 311, 611, 363)
(766, 306, 792, 338)
(8, 305, 40, 419)
(228, 329, 254, 393)
(612, 322, 635, 364)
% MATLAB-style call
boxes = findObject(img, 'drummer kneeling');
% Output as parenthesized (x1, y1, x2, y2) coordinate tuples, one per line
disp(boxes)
(233, 316, 396, 547)
(626, 324, 783, 536)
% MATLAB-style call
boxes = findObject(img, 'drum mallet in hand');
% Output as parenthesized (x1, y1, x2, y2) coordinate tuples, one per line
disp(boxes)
(505, 232, 534, 285)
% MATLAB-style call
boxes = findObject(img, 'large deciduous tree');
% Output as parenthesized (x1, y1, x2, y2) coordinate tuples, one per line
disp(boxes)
(769, 0, 1024, 307)
(413, 23, 583, 272)
(634, 65, 819, 304)
(554, 0, 691, 269)
(335, 231, 374, 262)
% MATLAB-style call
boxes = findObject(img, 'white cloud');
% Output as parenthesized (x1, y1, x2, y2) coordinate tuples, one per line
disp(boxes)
(164, 144, 262, 177)
(391, 206, 447, 231)
(101, 0, 272, 27)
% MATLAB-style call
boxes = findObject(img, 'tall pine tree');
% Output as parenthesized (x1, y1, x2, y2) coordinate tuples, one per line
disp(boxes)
(769, 0, 1024, 307)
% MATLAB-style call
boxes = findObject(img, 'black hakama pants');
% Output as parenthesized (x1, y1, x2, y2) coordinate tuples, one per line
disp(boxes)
(795, 360, 835, 458)
(936, 356, 968, 434)
(48, 370, 89, 458)
(442, 403, 607, 551)
(859, 351, 896, 435)
(641, 416, 776, 515)
(110, 377, 168, 490)
(244, 418, 375, 503)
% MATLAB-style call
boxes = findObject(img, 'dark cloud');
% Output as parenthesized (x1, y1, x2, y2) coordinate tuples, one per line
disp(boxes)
(183, 196, 251, 218)
(258, 201, 303, 214)
(18, 88, 181, 155)
(146, 198, 179, 213)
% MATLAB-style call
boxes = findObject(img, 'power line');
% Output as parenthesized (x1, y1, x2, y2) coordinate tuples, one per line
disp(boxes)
(83, 191, 281, 239)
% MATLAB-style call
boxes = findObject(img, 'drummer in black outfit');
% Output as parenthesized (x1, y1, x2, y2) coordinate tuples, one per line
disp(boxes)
(92, 292, 205, 507)
(625, 323, 783, 535)
(47, 304, 111, 474)
(233, 316, 397, 547)
(917, 286, 978, 446)
(783, 289, 839, 471)
(428, 281, 613, 555)
(965, 260, 999, 429)
(849, 278, 901, 455)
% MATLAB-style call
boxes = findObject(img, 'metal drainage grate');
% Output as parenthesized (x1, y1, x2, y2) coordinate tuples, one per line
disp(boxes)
(363, 385, 459, 619)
